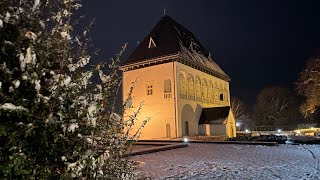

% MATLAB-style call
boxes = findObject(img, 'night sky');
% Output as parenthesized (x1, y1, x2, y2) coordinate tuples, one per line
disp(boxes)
(82, 0, 320, 105)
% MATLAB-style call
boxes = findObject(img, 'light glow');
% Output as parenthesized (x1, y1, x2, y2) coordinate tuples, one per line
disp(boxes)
(296, 130, 301, 134)
(277, 129, 282, 133)
(236, 122, 241, 127)
(183, 137, 188, 143)
(245, 129, 249, 133)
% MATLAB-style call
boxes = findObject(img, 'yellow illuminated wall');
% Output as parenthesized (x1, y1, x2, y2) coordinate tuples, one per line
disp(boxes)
(122, 61, 236, 139)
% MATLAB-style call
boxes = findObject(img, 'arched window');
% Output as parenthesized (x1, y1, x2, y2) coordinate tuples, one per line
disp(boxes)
(195, 76, 201, 101)
(179, 72, 187, 99)
(208, 81, 214, 103)
(202, 79, 208, 102)
(187, 74, 194, 100)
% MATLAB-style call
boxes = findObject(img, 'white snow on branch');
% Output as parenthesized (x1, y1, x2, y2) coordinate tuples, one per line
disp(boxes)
(64, 76, 71, 86)
(68, 123, 79, 133)
(111, 113, 121, 121)
(60, 31, 71, 40)
(32, 0, 40, 11)
(0, 103, 27, 111)
(13, 80, 20, 88)
(25, 47, 32, 64)
(35, 80, 41, 92)
(4, 12, 10, 23)
(99, 70, 110, 83)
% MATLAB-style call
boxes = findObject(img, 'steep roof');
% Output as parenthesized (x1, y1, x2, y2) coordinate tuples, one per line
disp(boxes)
(124, 16, 229, 78)
(199, 106, 230, 124)
(126, 15, 208, 63)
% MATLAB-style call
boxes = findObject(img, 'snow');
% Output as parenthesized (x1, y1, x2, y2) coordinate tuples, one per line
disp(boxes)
(32, 0, 40, 11)
(64, 76, 71, 86)
(86, 138, 93, 144)
(68, 123, 79, 133)
(25, 47, 32, 64)
(4, 12, 10, 23)
(60, 31, 71, 40)
(61, 156, 67, 161)
(99, 70, 110, 83)
(0, 103, 27, 111)
(35, 79, 41, 92)
(132, 143, 320, 179)
(13, 80, 20, 88)
(87, 103, 96, 116)
(0, 19, 3, 28)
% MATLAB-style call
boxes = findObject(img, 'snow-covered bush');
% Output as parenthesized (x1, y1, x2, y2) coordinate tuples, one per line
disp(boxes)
(0, 0, 147, 179)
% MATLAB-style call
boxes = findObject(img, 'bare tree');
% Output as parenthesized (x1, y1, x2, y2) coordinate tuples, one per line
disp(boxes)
(231, 97, 249, 121)
(297, 57, 320, 117)
(253, 87, 301, 129)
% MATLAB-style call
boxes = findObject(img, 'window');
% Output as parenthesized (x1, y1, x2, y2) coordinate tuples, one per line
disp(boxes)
(187, 74, 195, 100)
(219, 93, 224, 101)
(164, 79, 171, 93)
(179, 72, 187, 99)
(147, 85, 153, 95)
(195, 76, 201, 101)
(148, 37, 156, 48)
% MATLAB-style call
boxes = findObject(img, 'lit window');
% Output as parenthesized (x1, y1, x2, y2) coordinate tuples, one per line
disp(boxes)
(147, 85, 153, 95)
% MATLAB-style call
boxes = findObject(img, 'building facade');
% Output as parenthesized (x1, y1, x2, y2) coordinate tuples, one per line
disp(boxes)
(121, 16, 236, 139)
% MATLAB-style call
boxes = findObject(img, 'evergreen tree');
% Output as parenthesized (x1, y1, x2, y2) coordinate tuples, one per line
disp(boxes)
(0, 0, 147, 179)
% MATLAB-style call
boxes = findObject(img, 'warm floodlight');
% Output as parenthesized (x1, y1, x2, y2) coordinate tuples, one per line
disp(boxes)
(311, 127, 315, 130)
(296, 130, 301, 134)
(245, 129, 249, 133)
(277, 129, 282, 133)
(183, 137, 188, 143)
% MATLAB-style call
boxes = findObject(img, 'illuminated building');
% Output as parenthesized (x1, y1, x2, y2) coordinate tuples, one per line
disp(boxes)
(120, 16, 236, 139)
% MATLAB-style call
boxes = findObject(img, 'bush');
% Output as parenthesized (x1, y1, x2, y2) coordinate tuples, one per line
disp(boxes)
(0, 0, 147, 179)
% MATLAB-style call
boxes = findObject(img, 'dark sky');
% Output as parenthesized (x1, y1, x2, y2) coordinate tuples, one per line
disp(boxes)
(82, 0, 320, 105)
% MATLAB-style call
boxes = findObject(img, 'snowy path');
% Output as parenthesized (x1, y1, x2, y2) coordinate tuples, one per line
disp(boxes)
(132, 143, 320, 179)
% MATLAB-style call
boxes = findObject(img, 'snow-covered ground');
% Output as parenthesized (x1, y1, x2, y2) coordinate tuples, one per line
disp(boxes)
(132, 143, 320, 179)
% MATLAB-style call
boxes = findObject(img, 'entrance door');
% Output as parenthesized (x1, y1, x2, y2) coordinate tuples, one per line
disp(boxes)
(183, 121, 190, 136)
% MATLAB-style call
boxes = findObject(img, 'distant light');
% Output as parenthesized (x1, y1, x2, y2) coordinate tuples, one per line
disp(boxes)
(277, 129, 282, 133)
(236, 122, 241, 127)
(311, 127, 315, 130)
(296, 130, 301, 134)
(183, 137, 188, 143)
(245, 129, 249, 133)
